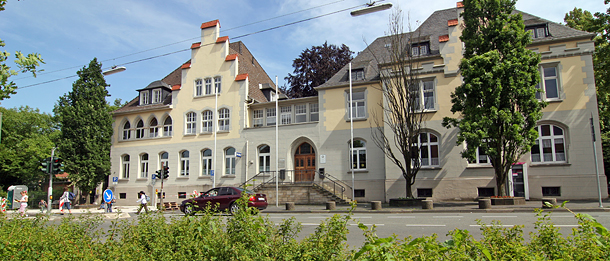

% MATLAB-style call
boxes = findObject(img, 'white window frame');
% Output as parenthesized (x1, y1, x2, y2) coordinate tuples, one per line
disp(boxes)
(135, 120, 145, 139)
(185, 112, 196, 134)
(149, 118, 159, 138)
(295, 104, 307, 123)
(253, 109, 263, 127)
(163, 117, 173, 137)
(180, 150, 190, 176)
(152, 89, 162, 103)
(214, 77, 222, 94)
(349, 140, 367, 170)
(140, 154, 149, 178)
(122, 155, 130, 179)
(122, 121, 131, 140)
(266, 108, 276, 126)
(205, 78, 213, 95)
(195, 79, 203, 97)
(413, 132, 440, 167)
(310, 103, 319, 122)
(280, 106, 292, 125)
(258, 145, 270, 173)
(466, 143, 491, 165)
(160, 152, 169, 172)
(202, 110, 213, 133)
(225, 147, 236, 175)
(218, 108, 230, 131)
(536, 64, 561, 101)
(140, 91, 149, 105)
(201, 149, 212, 176)
(413, 79, 436, 111)
(531, 124, 566, 163)
(347, 90, 366, 120)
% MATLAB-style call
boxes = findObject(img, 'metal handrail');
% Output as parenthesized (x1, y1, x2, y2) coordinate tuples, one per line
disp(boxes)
(240, 171, 277, 190)
(318, 172, 352, 201)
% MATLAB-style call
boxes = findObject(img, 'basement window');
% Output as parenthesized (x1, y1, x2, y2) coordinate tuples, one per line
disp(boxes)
(478, 187, 495, 197)
(542, 187, 561, 197)
(417, 188, 433, 198)
(354, 189, 365, 198)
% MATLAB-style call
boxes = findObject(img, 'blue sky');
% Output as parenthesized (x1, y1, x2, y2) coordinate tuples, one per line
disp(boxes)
(0, 0, 607, 114)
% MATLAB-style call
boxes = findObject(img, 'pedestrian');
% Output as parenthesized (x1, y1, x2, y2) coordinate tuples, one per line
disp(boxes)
(14, 190, 28, 217)
(59, 187, 72, 215)
(106, 193, 116, 213)
(135, 191, 149, 214)
(38, 199, 48, 213)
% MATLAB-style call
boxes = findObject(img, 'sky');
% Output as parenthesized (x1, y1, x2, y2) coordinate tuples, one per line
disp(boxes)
(0, 0, 607, 114)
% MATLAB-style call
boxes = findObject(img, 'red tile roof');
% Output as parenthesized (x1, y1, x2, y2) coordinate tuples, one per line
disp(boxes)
(172, 84, 181, 91)
(201, 20, 220, 29)
(235, 73, 248, 81)
(457, 1, 464, 8)
(448, 19, 458, 27)
(216, 36, 229, 43)
(439, 35, 450, 42)
(225, 54, 238, 61)
(191, 42, 201, 49)
(181, 62, 191, 69)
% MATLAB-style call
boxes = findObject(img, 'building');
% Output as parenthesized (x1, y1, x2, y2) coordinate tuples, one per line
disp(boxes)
(110, 4, 607, 206)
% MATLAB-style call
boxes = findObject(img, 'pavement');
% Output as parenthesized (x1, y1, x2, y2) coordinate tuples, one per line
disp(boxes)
(6, 199, 610, 218)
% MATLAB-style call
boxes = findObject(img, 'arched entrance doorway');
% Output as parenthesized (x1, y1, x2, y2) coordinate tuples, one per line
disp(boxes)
(294, 142, 316, 182)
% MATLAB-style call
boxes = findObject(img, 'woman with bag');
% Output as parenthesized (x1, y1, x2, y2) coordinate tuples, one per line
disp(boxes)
(59, 187, 72, 215)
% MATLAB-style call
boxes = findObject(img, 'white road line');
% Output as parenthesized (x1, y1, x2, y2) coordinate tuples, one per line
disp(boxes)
(307, 216, 332, 219)
(352, 216, 373, 219)
(350, 224, 384, 226)
(387, 216, 416, 219)
(482, 216, 518, 218)
(555, 225, 578, 227)
(433, 216, 463, 218)
(470, 225, 516, 227)
(302, 223, 320, 226)
(406, 224, 446, 227)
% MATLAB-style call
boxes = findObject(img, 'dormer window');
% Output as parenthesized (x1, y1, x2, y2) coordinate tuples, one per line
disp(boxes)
(140, 91, 149, 105)
(352, 69, 364, 81)
(526, 25, 548, 39)
(153, 89, 162, 103)
(411, 42, 429, 56)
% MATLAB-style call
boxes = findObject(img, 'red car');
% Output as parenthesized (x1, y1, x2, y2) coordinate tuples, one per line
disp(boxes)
(179, 187, 267, 215)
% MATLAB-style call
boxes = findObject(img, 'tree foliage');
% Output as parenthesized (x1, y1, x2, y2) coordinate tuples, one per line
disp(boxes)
(53, 58, 113, 195)
(370, 8, 425, 198)
(0, 106, 58, 188)
(282, 42, 353, 98)
(0, 0, 44, 101)
(443, 0, 544, 196)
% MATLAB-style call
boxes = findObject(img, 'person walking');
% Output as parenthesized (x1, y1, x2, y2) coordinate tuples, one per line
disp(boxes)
(135, 191, 149, 214)
(38, 199, 47, 213)
(59, 187, 72, 215)
(14, 190, 28, 217)
(106, 193, 116, 213)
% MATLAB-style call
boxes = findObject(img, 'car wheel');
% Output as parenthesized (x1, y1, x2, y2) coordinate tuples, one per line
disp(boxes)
(229, 202, 239, 215)
(184, 205, 193, 216)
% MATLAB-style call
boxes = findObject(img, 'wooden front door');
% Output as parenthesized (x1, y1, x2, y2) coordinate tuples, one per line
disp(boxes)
(294, 142, 316, 182)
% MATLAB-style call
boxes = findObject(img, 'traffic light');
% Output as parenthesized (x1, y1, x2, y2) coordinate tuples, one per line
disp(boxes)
(162, 166, 169, 179)
(52, 157, 64, 173)
(154, 170, 162, 179)
(40, 158, 50, 173)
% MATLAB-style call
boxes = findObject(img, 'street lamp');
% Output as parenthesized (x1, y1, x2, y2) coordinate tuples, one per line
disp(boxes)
(351, 2, 393, 17)
(102, 66, 126, 76)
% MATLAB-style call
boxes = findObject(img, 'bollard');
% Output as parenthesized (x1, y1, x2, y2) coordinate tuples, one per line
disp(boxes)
(422, 200, 433, 209)
(285, 202, 295, 211)
(541, 198, 557, 208)
(371, 201, 382, 210)
(479, 198, 492, 209)
(325, 201, 336, 210)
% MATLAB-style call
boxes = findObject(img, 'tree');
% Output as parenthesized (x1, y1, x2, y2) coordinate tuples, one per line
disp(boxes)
(0, 0, 44, 101)
(0, 106, 58, 188)
(442, 0, 544, 196)
(282, 42, 353, 98)
(107, 98, 127, 113)
(54, 58, 113, 198)
(370, 8, 426, 198)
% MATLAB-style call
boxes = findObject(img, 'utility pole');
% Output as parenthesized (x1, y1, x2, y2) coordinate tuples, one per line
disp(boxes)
(47, 147, 56, 214)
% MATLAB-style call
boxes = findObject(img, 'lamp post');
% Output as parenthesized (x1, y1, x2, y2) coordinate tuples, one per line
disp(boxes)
(350, 2, 393, 17)
(102, 66, 126, 76)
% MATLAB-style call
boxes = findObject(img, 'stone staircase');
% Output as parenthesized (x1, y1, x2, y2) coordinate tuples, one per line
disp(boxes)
(254, 183, 351, 205)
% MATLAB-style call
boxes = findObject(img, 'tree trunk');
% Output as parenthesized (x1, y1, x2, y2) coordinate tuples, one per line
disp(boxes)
(405, 178, 414, 198)
(496, 172, 507, 196)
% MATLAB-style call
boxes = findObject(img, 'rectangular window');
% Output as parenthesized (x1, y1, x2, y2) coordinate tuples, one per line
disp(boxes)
(478, 187, 495, 197)
(542, 187, 561, 197)
(310, 103, 319, 122)
(140, 161, 148, 178)
(122, 162, 130, 179)
(253, 109, 263, 127)
(205, 78, 213, 95)
(280, 106, 292, 125)
(186, 113, 196, 134)
(153, 89, 162, 103)
(413, 79, 436, 111)
(352, 69, 364, 80)
(218, 109, 230, 131)
(295, 104, 307, 123)
(180, 159, 189, 176)
(266, 108, 276, 126)
(202, 111, 213, 133)
(119, 193, 126, 199)
(178, 192, 187, 199)
(348, 91, 366, 119)
(214, 77, 222, 93)
(411, 42, 430, 56)
(417, 188, 433, 198)
(195, 79, 203, 96)
(354, 189, 365, 198)
(140, 91, 149, 105)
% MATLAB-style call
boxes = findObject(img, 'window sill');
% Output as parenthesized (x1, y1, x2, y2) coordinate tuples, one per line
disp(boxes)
(217, 130, 230, 134)
(530, 162, 571, 167)
(176, 176, 190, 179)
(347, 170, 368, 174)
(199, 131, 213, 135)
(466, 164, 493, 169)
(420, 166, 441, 170)
(119, 136, 172, 142)
(118, 178, 130, 181)
(183, 133, 197, 136)
(193, 94, 220, 99)
(136, 178, 149, 181)
(346, 118, 367, 122)
(198, 176, 212, 179)
(416, 109, 438, 113)
(221, 175, 236, 179)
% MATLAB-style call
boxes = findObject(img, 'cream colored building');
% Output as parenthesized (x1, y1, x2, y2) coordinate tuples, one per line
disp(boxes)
(110, 6, 607, 205)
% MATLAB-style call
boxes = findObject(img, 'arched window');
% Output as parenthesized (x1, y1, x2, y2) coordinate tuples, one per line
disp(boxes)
(122, 121, 131, 140)
(121, 155, 130, 179)
(201, 149, 212, 176)
(225, 147, 236, 175)
(202, 110, 213, 133)
(180, 150, 190, 176)
(140, 154, 149, 178)
(149, 118, 159, 138)
(135, 119, 145, 139)
(218, 108, 230, 131)
(160, 152, 169, 177)
(258, 145, 270, 172)
(163, 117, 173, 137)
(531, 124, 566, 163)
(186, 112, 196, 134)
(349, 140, 367, 170)
(412, 132, 439, 167)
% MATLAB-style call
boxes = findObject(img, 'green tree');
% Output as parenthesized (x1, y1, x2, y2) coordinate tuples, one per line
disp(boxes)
(443, 0, 544, 196)
(107, 98, 126, 113)
(0, 0, 44, 101)
(0, 106, 58, 188)
(54, 58, 113, 198)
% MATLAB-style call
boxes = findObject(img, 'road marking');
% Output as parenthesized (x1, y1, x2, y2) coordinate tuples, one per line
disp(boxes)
(482, 216, 518, 218)
(406, 224, 446, 227)
(433, 216, 463, 218)
(302, 223, 320, 226)
(387, 216, 416, 219)
(555, 225, 578, 227)
(350, 223, 384, 226)
(353, 216, 372, 219)
(307, 216, 332, 219)
(470, 225, 516, 227)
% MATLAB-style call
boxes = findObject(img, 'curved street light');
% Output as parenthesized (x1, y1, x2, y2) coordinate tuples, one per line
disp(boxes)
(350, 2, 393, 17)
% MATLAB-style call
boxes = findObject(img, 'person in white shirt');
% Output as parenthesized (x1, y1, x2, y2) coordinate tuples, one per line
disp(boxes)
(135, 191, 149, 214)
(59, 187, 72, 215)
(14, 190, 28, 217)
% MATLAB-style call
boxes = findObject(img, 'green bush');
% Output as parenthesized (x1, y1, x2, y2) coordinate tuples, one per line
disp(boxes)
(0, 201, 608, 260)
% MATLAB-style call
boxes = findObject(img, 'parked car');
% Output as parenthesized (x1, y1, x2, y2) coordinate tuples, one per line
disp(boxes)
(179, 187, 267, 216)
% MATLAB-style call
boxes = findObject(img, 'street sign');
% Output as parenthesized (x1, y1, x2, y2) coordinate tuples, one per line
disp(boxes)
(112, 177, 118, 182)
(236, 152, 242, 158)
(210, 170, 214, 176)
(152, 174, 156, 180)
(103, 189, 114, 203)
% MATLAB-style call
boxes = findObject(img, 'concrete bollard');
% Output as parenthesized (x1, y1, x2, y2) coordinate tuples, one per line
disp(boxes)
(371, 201, 382, 210)
(479, 198, 492, 209)
(285, 202, 295, 211)
(541, 198, 557, 208)
(422, 200, 433, 209)
(325, 201, 336, 210)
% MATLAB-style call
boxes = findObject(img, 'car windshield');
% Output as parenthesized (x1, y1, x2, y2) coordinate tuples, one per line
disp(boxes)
(235, 187, 254, 194)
